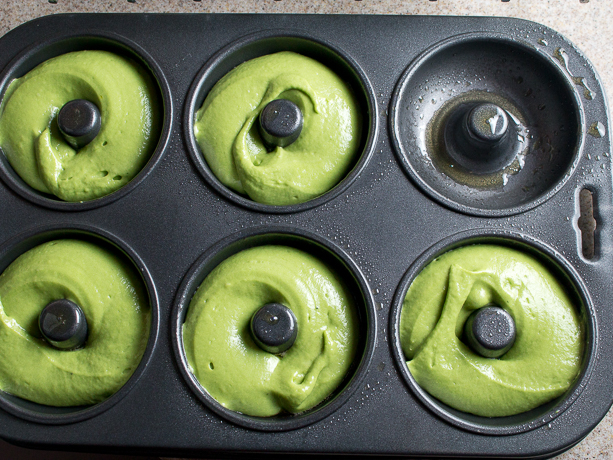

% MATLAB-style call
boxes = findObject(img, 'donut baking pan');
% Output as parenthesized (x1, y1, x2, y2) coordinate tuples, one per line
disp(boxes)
(0, 13, 611, 458)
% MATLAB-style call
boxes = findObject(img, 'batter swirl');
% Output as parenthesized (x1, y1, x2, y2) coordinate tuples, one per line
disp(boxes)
(0, 50, 161, 201)
(194, 51, 362, 205)
(0, 239, 150, 406)
(182, 245, 358, 416)
(400, 244, 584, 417)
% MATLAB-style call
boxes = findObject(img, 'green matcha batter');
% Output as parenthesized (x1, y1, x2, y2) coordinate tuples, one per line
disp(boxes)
(400, 244, 583, 417)
(182, 245, 358, 416)
(0, 50, 161, 202)
(194, 51, 362, 206)
(0, 239, 150, 406)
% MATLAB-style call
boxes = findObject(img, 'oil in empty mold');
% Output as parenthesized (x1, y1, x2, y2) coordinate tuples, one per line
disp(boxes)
(554, 47, 595, 100)
(424, 90, 529, 190)
(588, 122, 606, 138)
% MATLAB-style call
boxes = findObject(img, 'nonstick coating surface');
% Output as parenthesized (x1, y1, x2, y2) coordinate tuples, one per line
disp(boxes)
(0, 14, 611, 459)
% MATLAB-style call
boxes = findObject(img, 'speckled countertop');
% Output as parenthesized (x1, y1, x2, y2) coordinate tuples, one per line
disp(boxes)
(0, 1, 611, 459)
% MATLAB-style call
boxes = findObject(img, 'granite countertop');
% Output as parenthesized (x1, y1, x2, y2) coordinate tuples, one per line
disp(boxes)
(0, 1, 611, 459)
